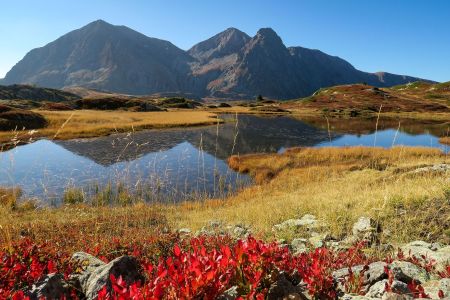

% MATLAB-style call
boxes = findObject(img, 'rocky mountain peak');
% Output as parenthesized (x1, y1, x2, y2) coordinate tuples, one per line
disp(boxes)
(254, 28, 283, 44)
(189, 27, 250, 61)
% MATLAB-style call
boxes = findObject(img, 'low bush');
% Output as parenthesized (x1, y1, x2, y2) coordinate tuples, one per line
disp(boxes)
(0, 105, 47, 131)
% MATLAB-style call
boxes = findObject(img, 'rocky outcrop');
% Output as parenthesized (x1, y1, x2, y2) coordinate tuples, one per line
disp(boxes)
(195, 220, 252, 239)
(26, 273, 71, 299)
(266, 273, 308, 300)
(351, 217, 381, 244)
(400, 241, 450, 272)
(422, 278, 450, 299)
(70, 252, 143, 300)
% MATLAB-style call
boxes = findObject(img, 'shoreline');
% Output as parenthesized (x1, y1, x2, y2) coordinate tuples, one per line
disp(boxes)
(1, 107, 449, 148)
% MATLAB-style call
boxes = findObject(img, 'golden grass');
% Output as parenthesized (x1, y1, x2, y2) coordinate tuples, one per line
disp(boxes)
(378, 111, 450, 121)
(440, 136, 450, 145)
(0, 110, 221, 143)
(168, 147, 450, 243)
(1, 147, 449, 247)
(0, 187, 21, 210)
(286, 108, 450, 121)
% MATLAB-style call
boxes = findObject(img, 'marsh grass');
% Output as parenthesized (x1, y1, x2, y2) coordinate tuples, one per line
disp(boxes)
(0, 187, 37, 212)
(171, 147, 450, 244)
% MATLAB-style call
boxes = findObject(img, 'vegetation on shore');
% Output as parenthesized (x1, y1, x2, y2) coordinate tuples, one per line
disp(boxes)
(0, 110, 221, 146)
(172, 147, 449, 244)
(1, 147, 448, 246)
(283, 82, 450, 118)
(441, 136, 450, 145)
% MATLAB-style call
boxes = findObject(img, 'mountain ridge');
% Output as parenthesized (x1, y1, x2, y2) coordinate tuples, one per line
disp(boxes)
(2, 20, 433, 99)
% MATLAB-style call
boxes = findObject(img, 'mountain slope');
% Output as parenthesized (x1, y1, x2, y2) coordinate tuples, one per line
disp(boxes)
(3, 20, 193, 95)
(3, 21, 431, 99)
(194, 28, 308, 99)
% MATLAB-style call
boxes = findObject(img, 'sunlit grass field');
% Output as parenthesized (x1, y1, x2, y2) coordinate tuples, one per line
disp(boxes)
(0, 109, 221, 144)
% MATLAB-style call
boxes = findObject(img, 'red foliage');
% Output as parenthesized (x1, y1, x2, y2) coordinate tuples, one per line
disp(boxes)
(0, 239, 73, 299)
(1, 236, 447, 299)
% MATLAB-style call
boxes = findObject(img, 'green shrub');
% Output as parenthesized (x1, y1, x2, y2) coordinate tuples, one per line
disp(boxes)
(63, 187, 85, 205)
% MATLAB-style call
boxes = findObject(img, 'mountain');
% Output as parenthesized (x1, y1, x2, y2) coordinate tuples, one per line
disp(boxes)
(2, 20, 431, 99)
(3, 20, 193, 95)
(188, 27, 250, 62)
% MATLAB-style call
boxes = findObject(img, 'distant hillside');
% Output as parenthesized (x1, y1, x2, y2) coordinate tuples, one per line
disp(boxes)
(62, 86, 131, 99)
(3, 20, 431, 99)
(0, 84, 80, 102)
(285, 81, 450, 115)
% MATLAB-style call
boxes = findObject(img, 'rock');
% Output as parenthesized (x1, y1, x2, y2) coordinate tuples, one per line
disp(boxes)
(27, 273, 71, 299)
(196, 220, 252, 238)
(412, 164, 450, 175)
(352, 217, 380, 244)
(364, 262, 388, 286)
(400, 241, 450, 272)
(273, 214, 323, 232)
(197, 220, 226, 236)
(209, 220, 223, 228)
(422, 278, 450, 299)
(217, 285, 239, 300)
(230, 224, 251, 238)
(389, 260, 429, 284)
(178, 228, 191, 235)
(381, 292, 413, 300)
(266, 273, 308, 300)
(341, 295, 378, 300)
(308, 234, 328, 248)
(71, 252, 143, 300)
(290, 238, 308, 254)
(72, 251, 106, 271)
(333, 262, 387, 288)
(333, 265, 365, 281)
(366, 279, 410, 298)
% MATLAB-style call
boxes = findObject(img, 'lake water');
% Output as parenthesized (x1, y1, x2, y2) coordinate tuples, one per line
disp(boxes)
(0, 114, 448, 205)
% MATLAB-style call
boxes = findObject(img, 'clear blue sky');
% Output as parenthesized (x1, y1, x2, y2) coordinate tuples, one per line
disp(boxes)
(1, 0, 449, 81)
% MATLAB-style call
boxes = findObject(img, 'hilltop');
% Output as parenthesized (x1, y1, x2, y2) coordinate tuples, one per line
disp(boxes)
(0, 84, 80, 102)
(2, 20, 429, 100)
(285, 81, 450, 116)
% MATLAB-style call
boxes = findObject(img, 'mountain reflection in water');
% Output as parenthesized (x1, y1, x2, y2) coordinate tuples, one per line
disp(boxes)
(0, 114, 447, 205)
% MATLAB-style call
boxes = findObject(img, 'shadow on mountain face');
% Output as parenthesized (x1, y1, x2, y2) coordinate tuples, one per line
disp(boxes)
(55, 115, 335, 166)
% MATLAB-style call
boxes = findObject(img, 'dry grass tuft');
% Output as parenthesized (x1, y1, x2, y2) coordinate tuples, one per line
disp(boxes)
(0, 187, 21, 210)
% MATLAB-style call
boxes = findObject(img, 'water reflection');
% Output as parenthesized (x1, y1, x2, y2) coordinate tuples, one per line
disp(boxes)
(0, 114, 447, 204)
